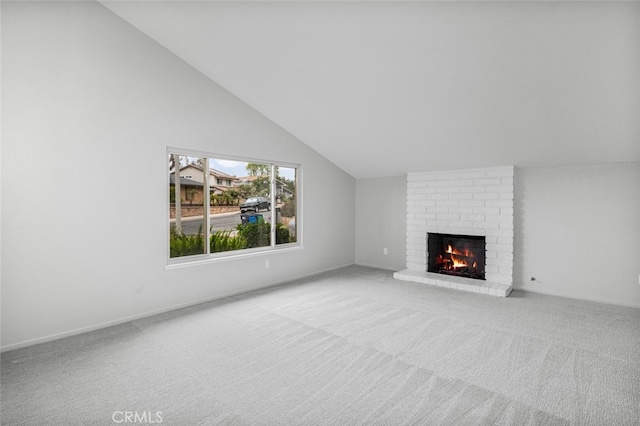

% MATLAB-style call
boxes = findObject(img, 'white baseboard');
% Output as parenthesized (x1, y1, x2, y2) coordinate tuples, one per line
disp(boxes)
(354, 262, 402, 272)
(515, 285, 640, 309)
(1, 263, 355, 353)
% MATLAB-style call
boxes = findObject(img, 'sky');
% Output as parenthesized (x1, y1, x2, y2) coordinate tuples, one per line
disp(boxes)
(207, 158, 295, 181)
(181, 157, 295, 180)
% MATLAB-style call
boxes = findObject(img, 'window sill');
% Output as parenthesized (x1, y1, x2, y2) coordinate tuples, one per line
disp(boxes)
(165, 244, 304, 270)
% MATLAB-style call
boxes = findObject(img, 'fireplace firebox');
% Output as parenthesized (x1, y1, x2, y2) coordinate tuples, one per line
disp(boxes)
(427, 233, 486, 280)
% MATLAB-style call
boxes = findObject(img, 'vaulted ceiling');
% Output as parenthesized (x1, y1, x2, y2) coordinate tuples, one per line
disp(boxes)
(102, 1, 640, 179)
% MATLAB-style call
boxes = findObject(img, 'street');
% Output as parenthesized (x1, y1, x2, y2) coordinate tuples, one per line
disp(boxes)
(171, 210, 273, 235)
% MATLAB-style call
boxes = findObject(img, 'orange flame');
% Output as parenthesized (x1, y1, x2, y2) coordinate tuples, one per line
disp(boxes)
(450, 255, 467, 268)
(446, 245, 472, 257)
(445, 244, 474, 268)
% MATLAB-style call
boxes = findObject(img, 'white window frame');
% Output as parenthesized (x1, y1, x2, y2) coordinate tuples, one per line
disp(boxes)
(166, 147, 302, 268)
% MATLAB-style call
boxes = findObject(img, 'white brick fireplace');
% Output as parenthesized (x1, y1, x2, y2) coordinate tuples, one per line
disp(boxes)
(394, 166, 514, 297)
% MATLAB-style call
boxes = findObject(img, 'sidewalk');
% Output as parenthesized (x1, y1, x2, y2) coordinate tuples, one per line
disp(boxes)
(169, 210, 241, 223)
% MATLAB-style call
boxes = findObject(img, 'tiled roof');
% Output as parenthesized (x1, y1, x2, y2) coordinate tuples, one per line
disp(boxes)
(169, 174, 202, 187)
(180, 164, 238, 180)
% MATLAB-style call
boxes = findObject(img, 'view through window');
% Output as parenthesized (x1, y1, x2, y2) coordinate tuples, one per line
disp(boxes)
(168, 151, 299, 261)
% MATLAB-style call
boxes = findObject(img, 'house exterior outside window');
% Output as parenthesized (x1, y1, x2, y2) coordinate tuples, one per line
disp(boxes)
(168, 149, 301, 265)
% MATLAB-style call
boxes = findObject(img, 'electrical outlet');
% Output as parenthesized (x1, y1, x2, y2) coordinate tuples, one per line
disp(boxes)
(265, 260, 270, 269)
(383, 248, 388, 255)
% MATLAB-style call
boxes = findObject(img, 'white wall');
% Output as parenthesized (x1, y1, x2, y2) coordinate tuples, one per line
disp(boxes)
(356, 163, 640, 307)
(515, 162, 640, 307)
(355, 176, 406, 271)
(1, 1, 355, 350)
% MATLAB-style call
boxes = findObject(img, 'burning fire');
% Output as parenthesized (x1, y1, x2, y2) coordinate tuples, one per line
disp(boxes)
(431, 238, 483, 279)
(446, 244, 472, 257)
(446, 245, 467, 268)
(445, 245, 476, 269)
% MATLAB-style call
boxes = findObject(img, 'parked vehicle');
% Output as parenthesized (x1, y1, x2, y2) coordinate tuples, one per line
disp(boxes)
(240, 196, 270, 213)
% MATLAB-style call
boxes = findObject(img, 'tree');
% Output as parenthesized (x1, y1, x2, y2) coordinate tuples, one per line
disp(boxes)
(250, 176, 270, 198)
(244, 163, 275, 198)
(280, 176, 296, 193)
(237, 184, 252, 200)
(186, 188, 197, 206)
(246, 163, 270, 177)
(227, 189, 240, 205)
(221, 192, 233, 206)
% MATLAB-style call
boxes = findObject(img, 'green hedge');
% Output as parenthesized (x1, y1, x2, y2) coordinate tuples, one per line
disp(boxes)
(169, 227, 205, 258)
(170, 222, 292, 258)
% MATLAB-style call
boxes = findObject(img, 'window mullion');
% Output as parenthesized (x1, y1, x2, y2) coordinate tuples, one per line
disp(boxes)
(203, 158, 211, 254)
(173, 154, 182, 233)
(270, 164, 276, 248)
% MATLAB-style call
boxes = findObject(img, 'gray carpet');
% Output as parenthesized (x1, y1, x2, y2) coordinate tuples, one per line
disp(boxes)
(2, 266, 639, 425)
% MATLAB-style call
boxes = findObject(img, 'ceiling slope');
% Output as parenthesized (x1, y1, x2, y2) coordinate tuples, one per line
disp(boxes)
(101, 1, 640, 178)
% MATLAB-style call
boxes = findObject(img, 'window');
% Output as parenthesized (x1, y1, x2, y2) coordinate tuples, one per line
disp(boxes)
(168, 149, 300, 263)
